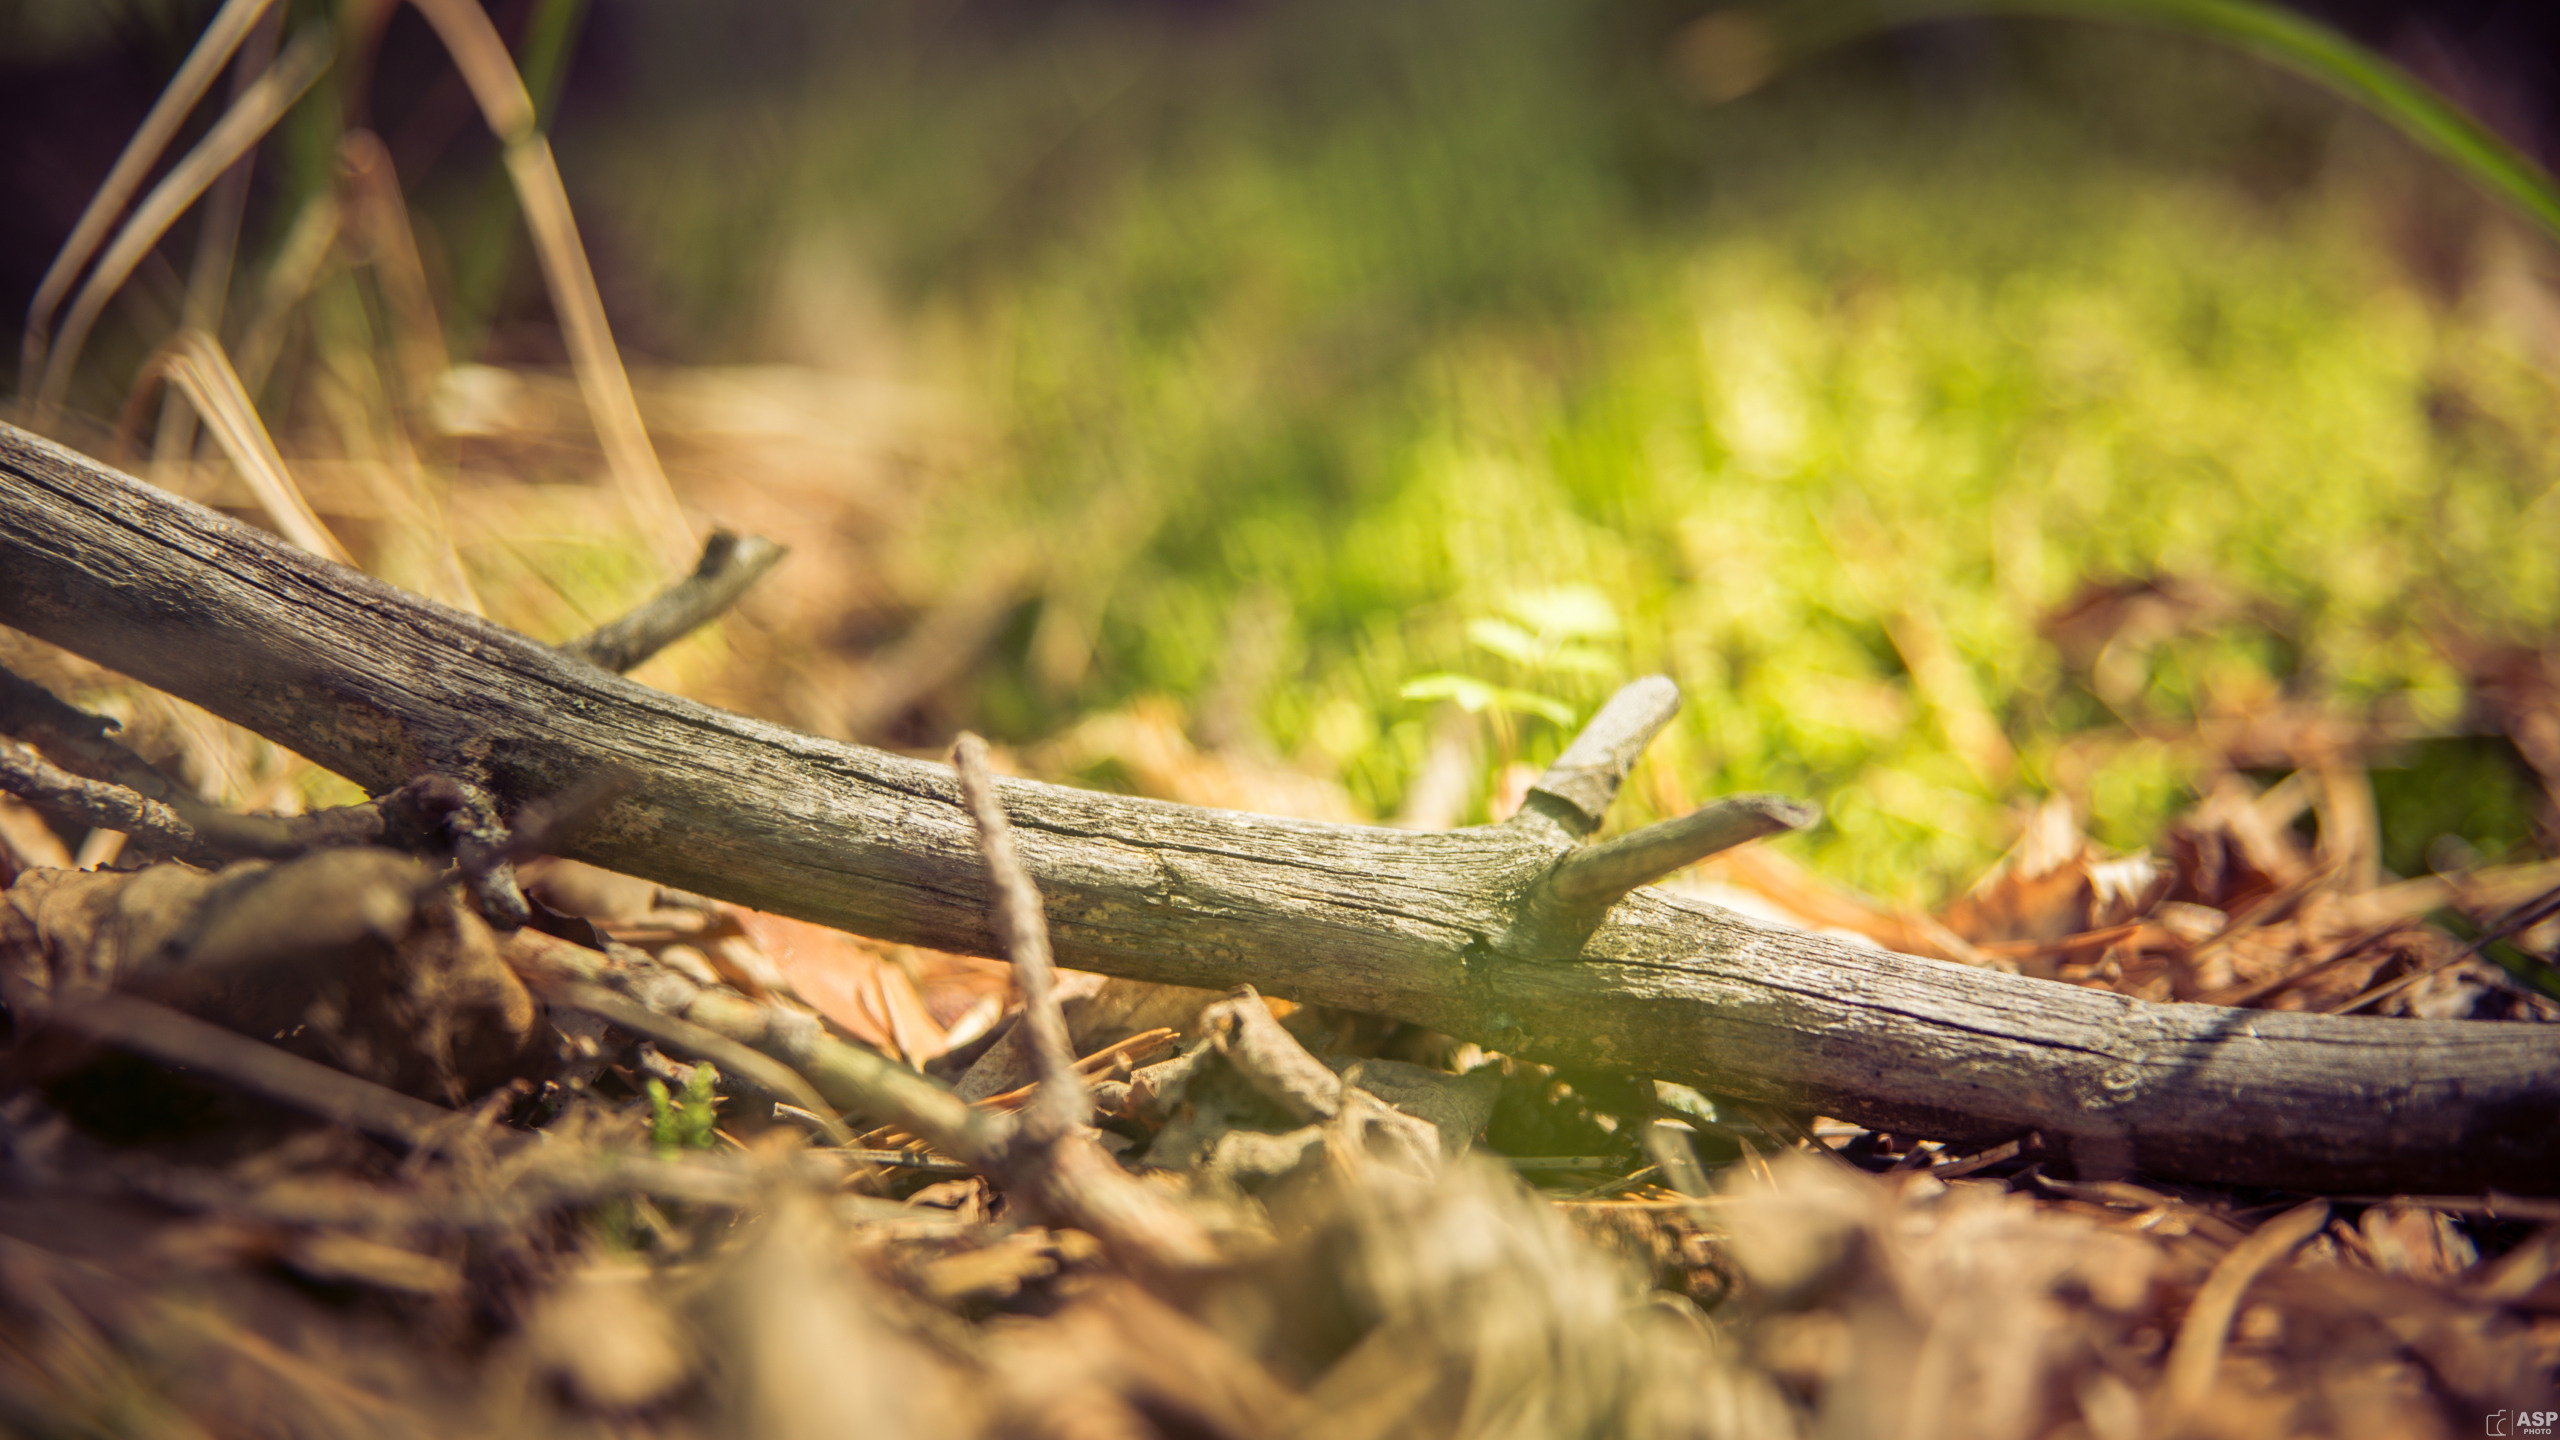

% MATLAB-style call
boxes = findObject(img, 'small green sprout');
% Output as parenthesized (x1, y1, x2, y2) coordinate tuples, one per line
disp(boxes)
(646, 1062, 720, 1156)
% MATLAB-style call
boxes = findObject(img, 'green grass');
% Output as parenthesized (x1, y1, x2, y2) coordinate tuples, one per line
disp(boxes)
(588, 0, 2560, 902)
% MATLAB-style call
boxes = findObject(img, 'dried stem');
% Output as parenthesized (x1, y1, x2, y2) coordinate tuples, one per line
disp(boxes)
(19, 0, 278, 387)
(119, 331, 352, 563)
(502, 928, 1012, 1168)
(398, 0, 693, 564)
(31, 28, 331, 423)
(951, 732, 1087, 1143)
(535, 977, 852, 1144)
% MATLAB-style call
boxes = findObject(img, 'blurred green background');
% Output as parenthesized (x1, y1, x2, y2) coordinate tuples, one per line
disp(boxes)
(10, 0, 2560, 904)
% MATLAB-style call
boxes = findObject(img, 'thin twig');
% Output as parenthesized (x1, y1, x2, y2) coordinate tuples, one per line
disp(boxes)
(952, 733, 1088, 1143)
(1545, 793, 1818, 908)
(0, 736, 204, 860)
(500, 927, 1011, 1167)
(2197, 921, 2402, 1009)
(539, 977, 851, 1145)
(950, 732, 1223, 1276)
(2322, 884, 2560, 1015)
(1520, 675, 1681, 835)
(0, 663, 439, 864)
(564, 531, 788, 673)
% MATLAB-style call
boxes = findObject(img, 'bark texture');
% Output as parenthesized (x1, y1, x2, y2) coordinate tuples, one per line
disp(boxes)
(0, 421, 2551, 1191)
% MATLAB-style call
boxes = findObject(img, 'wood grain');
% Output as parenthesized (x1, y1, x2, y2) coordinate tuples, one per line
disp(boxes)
(1, 420, 2551, 1191)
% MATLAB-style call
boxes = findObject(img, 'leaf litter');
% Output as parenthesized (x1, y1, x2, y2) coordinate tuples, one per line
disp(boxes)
(0, 685, 2554, 1436)
(4, 3, 2559, 1433)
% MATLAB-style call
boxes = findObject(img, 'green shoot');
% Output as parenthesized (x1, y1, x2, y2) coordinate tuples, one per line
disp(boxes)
(646, 1062, 720, 1157)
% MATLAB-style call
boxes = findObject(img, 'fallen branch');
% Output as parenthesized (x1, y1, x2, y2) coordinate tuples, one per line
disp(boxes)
(0, 422, 2553, 1192)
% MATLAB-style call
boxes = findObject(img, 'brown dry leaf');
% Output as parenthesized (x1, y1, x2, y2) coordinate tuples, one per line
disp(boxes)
(2162, 772, 2318, 914)
(0, 794, 74, 879)
(1937, 797, 2167, 975)
(733, 908, 949, 1062)
(986, 1276, 1306, 1440)
(521, 1257, 693, 1412)
(1679, 844, 1991, 965)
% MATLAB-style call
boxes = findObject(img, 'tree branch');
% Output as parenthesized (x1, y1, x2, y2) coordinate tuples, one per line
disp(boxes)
(0, 422, 2551, 1193)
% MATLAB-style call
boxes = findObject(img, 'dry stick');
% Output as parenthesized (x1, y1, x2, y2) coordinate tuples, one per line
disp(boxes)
(952, 734, 1223, 1274)
(952, 733, 1087, 1142)
(18, 0, 278, 389)
(564, 532, 789, 674)
(1544, 794, 1819, 908)
(0, 662, 387, 861)
(2161, 1199, 2331, 1419)
(501, 927, 1010, 1168)
(398, 0, 692, 566)
(534, 977, 852, 1145)
(0, 523, 773, 866)
(0, 737, 203, 860)
(30, 30, 332, 424)
(2, 424, 2555, 1194)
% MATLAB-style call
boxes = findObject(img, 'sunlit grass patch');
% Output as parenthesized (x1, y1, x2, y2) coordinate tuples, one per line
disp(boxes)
(571, 0, 2560, 898)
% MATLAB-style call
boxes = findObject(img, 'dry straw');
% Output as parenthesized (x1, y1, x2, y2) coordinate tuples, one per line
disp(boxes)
(120, 330, 353, 565)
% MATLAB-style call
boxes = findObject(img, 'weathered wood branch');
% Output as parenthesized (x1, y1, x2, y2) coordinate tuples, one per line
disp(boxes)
(0, 421, 2552, 1192)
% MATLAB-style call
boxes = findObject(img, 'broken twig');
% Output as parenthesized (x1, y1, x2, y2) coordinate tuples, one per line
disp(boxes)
(564, 530, 787, 674)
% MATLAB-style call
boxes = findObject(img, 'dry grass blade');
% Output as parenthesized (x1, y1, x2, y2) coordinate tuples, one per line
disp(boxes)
(400, 0, 692, 566)
(30, 28, 331, 424)
(2161, 1198, 2329, 1419)
(335, 129, 451, 410)
(233, 193, 342, 396)
(17, 0, 278, 388)
(121, 331, 351, 563)
(154, 3, 282, 473)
